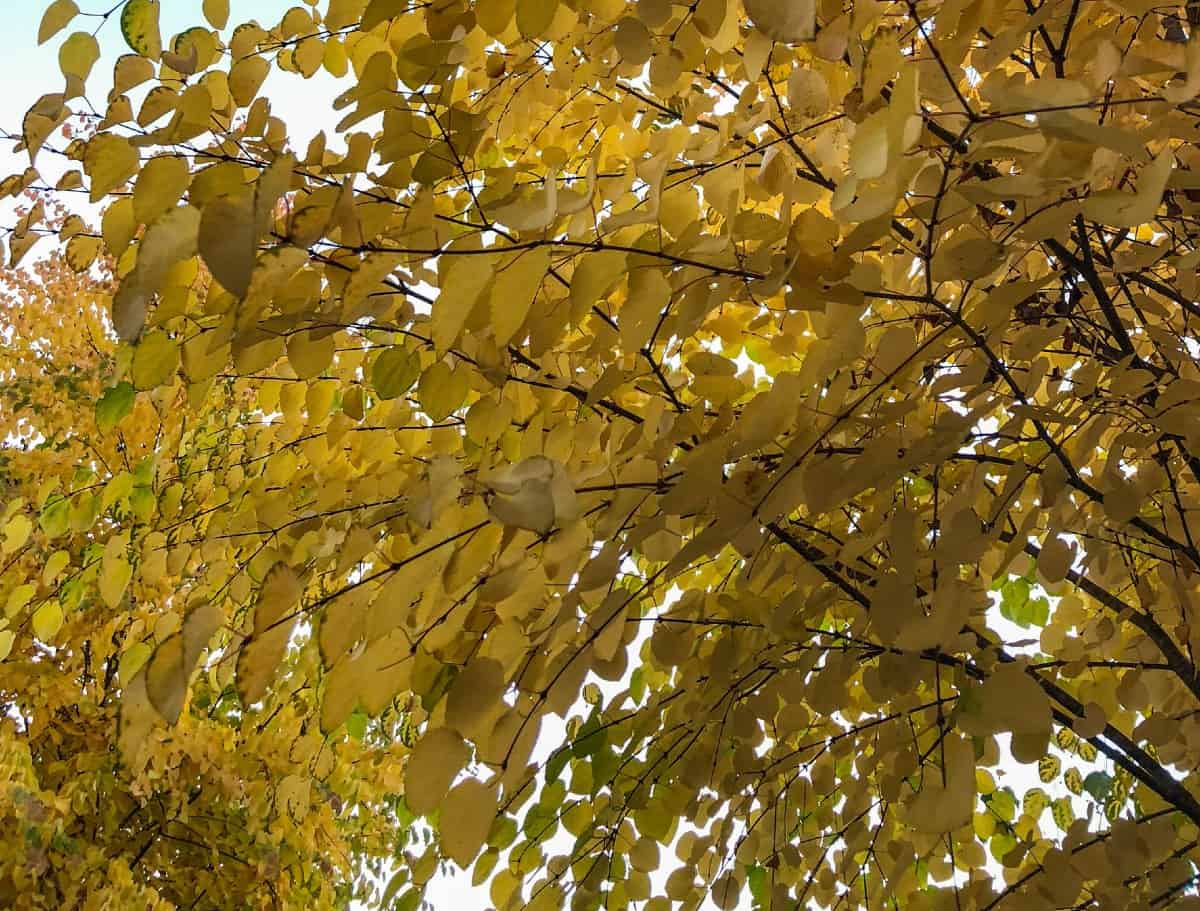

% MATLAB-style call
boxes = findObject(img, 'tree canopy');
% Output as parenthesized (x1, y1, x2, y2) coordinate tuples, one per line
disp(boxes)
(5, 0, 1200, 908)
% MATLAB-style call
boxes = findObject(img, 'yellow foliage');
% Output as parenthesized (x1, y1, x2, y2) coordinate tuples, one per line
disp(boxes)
(5, 1, 1200, 909)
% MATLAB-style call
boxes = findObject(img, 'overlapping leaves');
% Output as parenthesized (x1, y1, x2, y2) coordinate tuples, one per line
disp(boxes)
(4, 0, 1200, 909)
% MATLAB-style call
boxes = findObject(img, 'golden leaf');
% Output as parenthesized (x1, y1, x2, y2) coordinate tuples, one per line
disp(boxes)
(199, 195, 257, 298)
(84, 134, 139, 203)
(405, 727, 470, 816)
(440, 778, 498, 868)
(145, 602, 221, 723)
(236, 563, 303, 707)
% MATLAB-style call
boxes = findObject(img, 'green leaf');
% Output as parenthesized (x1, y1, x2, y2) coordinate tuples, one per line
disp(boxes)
(130, 486, 156, 522)
(1083, 771, 1113, 802)
(38, 497, 69, 539)
(487, 815, 518, 850)
(544, 745, 570, 784)
(420, 662, 457, 712)
(1001, 578, 1030, 607)
(571, 709, 606, 758)
(417, 362, 468, 422)
(988, 830, 1017, 865)
(591, 747, 620, 794)
(131, 331, 180, 390)
(522, 802, 558, 842)
(629, 667, 646, 704)
(345, 710, 368, 740)
(380, 869, 408, 906)
(133, 457, 156, 487)
(371, 345, 420, 400)
(472, 848, 499, 887)
(907, 477, 933, 497)
(1028, 596, 1050, 627)
(747, 865, 767, 907)
(987, 788, 1017, 823)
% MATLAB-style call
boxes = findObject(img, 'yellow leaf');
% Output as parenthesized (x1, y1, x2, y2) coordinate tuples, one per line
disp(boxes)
(323, 38, 349, 76)
(405, 727, 470, 816)
(417, 362, 469, 422)
(121, 0, 162, 59)
(371, 346, 420, 400)
(294, 36, 325, 78)
(255, 152, 297, 233)
(113, 205, 202, 340)
(202, 0, 230, 29)
(7, 585, 35, 619)
(118, 669, 157, 762)
(744, 0, 814, 42)
(569, 250, 625, 321)
(440, 779, 498, 868)
(490, 247, 550, 346)
(42, 551, 70, 587)
(1082, 151, 1172, 228)
(620, 268, 671, 352)
(0, 630, 14, 662)
(431, 255, 494, 353)
(491, 171, 559, 231)
(38, 0, 78, 45)
(287, 330, 336, 379)
(1038, 755, 1061, 783)
(102, 197, 138, 257)
(712, 873, 742, 911)
(614, 17, 653, 65)
(478, 0, 515, 35)
(788, 67, 830, 118)
(146, 602, 221, 723)
(65, 234, 102, 273)
(113, 54, 156, 95)
(343, 252, 404, 318)
(237, 564, 302, 706)
(32, 602, 65, 641)
(131, 330, 180, 389)
(962, 662, 1052, 737)
(199, 195, 257, 298)
(133, 155, 190, 224)
(23, 94, 69, 163)
(516, 0, 558, 38)
(485, 457, 577, 533)
(1073, 701, 1106, 739)
(100, 536, 134, 610)
(59, 31, 100, 82)
(907, 734, 976, 833)
(8, 232, 43, 269)
(446, 658, 505, 740)
(2, 514, 31, 555)
(229, 56, 270, 108)
(1038, 535, 1074, 584)
(84, 133, 139, 203)
(119, 642, 153, 686)
(362, 0, 408, 30)
(931, 232, 1006, 282)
